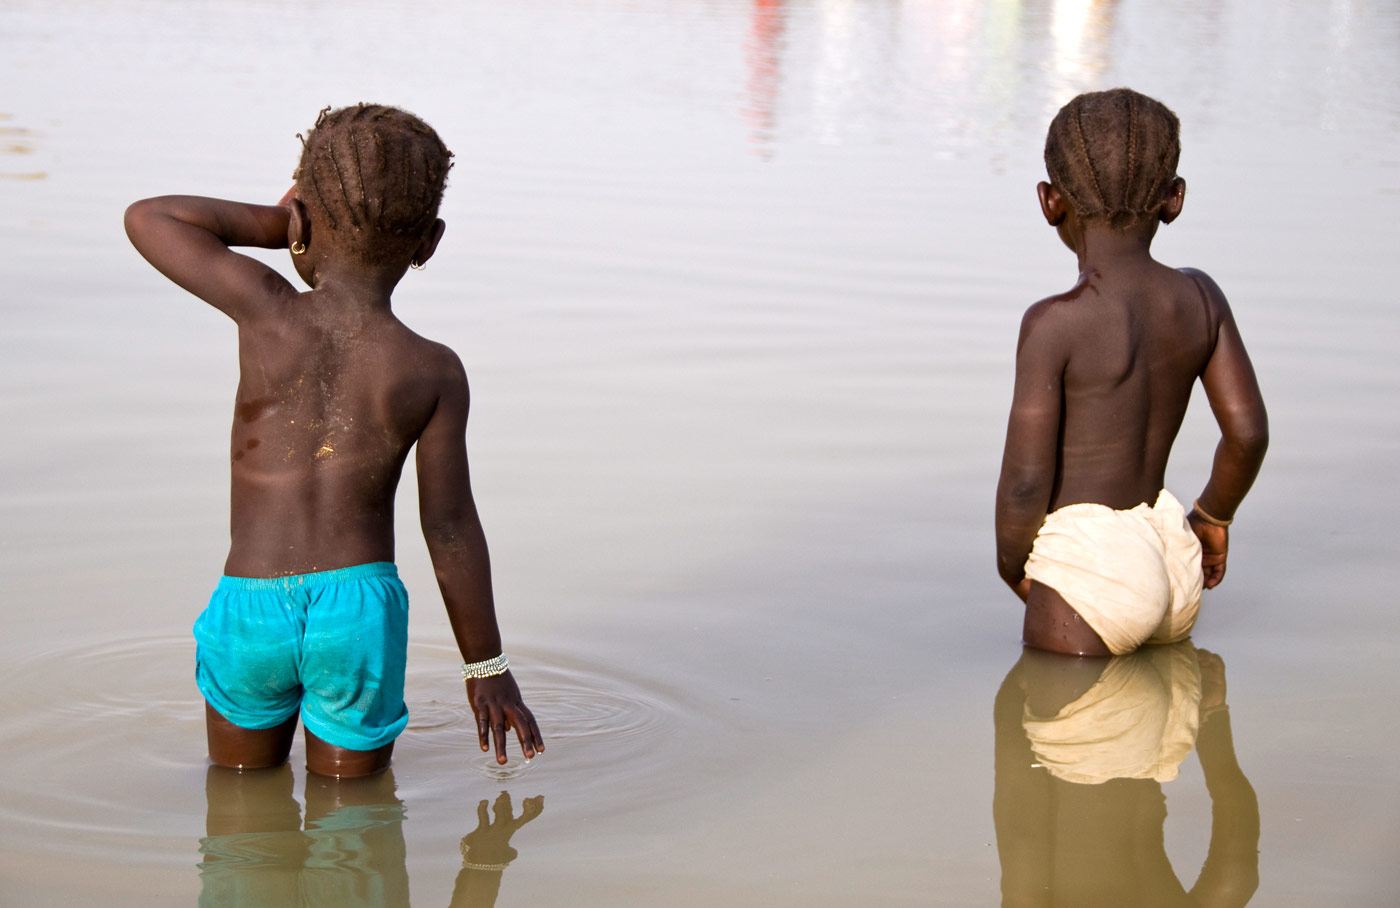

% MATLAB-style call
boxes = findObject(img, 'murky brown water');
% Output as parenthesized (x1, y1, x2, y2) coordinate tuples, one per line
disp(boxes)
(2, 0, 1398, 905)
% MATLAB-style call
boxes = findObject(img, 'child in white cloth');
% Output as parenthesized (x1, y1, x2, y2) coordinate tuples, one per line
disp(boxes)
(995, 88, 1268, 656)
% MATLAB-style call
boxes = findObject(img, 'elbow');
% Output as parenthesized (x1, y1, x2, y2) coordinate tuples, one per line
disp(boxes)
(1222, 402, 1269, 464)
(421, 509, 481, 551)
(1224, 424, 1269, 466)
(421, 517, 465, 548)
(1000, 476, 1051, 511)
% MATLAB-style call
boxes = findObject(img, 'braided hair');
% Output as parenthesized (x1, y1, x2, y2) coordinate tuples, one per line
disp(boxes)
(1044, 88, 1180, 231)
(293, 104, 454, 265)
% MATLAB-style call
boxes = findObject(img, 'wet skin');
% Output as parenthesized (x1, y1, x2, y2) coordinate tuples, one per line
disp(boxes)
(995, 179, 1268, 655)
(126, 189, 543, 776)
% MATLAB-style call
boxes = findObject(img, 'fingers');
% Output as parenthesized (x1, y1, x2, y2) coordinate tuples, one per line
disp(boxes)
(1191, 516, 1229, 590)
(469, 674, 543, 763)
(481, 705, 542, 763)
(493, 790, 513, 817)
(476, 709, 491, 753)
(525, 709, 545, 756)
(512, 706, 543, 760)
(493, 718, 509, 765)
(1202, 551, 1227, 589)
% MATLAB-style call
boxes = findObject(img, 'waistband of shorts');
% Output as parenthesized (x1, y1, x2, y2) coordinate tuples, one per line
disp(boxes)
(1045, 489, 1184, 521)
(216, 561, 399, 592)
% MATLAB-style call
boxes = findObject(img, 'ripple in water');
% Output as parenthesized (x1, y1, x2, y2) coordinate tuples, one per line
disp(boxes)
(399, 641, 704, 790)
(0, 635, 708, 858)
(0, 634, 208, 863)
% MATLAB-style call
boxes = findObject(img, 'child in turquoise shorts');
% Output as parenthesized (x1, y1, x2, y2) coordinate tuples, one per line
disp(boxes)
(127, 104, 544, 777)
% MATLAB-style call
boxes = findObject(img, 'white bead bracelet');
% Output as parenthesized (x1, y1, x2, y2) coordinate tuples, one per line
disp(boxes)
(461, 653, 509, 680)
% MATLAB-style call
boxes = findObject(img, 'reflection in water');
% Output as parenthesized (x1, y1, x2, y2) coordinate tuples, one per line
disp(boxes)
(1049, 0, 1121, 99)
(0, 113, 45, 180)
(743, 0, 786, 156)
(200, 768, 542, 907)
(451, 792, 545, 907)
(993, 643, 1260, 907)
(810, 0, 903, 145)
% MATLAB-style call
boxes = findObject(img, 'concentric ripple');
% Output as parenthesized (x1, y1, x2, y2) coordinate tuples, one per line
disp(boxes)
(0, 634, 712, 860)
(0, 634, 209, 863)
(398, 641, 705, 786)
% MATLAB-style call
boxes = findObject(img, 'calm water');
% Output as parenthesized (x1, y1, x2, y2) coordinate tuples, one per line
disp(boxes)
(2, 0, 1398, 905)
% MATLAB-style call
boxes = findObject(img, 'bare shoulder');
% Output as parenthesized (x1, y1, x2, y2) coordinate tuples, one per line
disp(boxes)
(397, 328, 469, 403)
(1017, 281, 1088, 352)
(1176, 265, 1232, 312)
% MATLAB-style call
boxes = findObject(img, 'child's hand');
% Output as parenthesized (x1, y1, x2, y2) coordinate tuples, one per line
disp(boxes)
(459, 791, 543, 868)
(1187, 513, 1230, 589)
(1196, 648, 1227, 711)
(466, 671, 545, 764)
(277, 184, 298, 208)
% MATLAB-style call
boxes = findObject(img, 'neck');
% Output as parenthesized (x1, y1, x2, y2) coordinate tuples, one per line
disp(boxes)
(305, 258, 409, 310)
(1074, 224, 1157, 272)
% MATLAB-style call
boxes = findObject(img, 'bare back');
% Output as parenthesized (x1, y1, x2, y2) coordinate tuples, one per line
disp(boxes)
(1046, 262, 1219, 510)
(226, 296, 458, 577)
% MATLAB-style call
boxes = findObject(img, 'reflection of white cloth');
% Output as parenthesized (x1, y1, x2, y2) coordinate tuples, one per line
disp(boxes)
(1024, 490, 1203, 655)
(1023, 641, 1202, 785)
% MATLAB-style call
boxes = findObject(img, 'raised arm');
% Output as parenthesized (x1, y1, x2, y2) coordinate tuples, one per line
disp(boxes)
(1184, 271, 1269, 588)
(416, 355, 542, 764)
(995, 303, 1067, 600)
(123, 193, 296, 322)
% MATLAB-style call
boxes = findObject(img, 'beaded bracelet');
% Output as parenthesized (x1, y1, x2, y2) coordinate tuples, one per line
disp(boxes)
(461, 653, 510, 680)
(460, 841, 511, 869)
(461, 860, 510, 872)
(1191, 499, 1233, 528)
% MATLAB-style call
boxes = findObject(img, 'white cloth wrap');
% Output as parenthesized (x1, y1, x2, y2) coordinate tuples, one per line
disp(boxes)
(1022, 640, 1203, 785)
(1024, 489, 1204, 655)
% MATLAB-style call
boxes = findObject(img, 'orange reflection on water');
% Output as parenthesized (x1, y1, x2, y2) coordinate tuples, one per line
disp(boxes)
(743, 0, 786, 156)
(0, 113, 46, 180)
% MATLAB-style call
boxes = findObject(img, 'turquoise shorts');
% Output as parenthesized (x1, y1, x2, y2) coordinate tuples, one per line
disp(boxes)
(194, 562, 410, 751)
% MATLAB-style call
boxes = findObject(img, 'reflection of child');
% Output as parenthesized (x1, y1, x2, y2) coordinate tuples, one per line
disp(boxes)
(126, 104, 543, 776)
(995, 89, 1268, 656)
(993, 647, 1260, 904)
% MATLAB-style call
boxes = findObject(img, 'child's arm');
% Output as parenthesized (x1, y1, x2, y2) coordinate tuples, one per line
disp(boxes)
(995, 303, 1067, 600)
(124, 193, 297, 322)
(416, 351, 543, 765)
(1188, 651, 1261, 906)
(1184, 270, 1269, 589)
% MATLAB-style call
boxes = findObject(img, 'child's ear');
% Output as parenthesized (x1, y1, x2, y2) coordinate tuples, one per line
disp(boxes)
(1038, 181, 1067, 227)
(287, 199, 312, 252)
(1159, 177, 1186, 224)
(411, 219, 447, 268)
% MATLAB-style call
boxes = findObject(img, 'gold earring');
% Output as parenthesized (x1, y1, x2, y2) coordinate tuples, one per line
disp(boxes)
(410, 259, 426, 271)
(290, 241, 307, 255)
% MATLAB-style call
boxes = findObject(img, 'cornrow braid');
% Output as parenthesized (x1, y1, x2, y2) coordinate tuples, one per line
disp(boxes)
(1123, 93, 1136, 211)
(292, 103, 454, 266)
(1072, 103, 1107, 215)
(1044, 88, 1181, 232)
